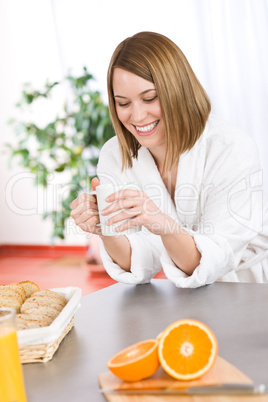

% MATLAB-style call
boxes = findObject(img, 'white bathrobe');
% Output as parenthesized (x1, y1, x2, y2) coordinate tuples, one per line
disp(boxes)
(96, 114, 268, 287)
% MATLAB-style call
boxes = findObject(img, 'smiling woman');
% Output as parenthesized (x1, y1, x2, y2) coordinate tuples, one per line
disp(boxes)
(113, 69, 165, 159)
(71, 31, 268, 289)
(107, 31, 210, 175)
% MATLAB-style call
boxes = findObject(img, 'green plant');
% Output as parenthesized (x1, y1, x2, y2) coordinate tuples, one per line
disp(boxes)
(6, 67, 115, 240)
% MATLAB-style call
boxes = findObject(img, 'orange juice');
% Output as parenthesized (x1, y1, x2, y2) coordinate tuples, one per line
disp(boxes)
(0, 327, 27, 402)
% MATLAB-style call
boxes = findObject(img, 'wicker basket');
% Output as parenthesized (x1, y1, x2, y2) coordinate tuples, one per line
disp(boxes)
(17, 287, 82, 363)
(19, 317, 74, 363)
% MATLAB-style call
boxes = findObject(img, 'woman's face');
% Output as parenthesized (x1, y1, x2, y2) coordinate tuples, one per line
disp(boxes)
(112, 68, 166, 153)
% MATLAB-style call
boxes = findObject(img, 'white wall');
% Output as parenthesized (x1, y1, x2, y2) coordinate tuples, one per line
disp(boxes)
(1, 0, 267, 245)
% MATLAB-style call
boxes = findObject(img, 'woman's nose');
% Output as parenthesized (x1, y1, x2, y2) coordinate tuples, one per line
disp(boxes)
(131, 103, 147, 123)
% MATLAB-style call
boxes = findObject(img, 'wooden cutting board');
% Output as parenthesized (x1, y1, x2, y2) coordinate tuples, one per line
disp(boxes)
(99, 356, 268, 401)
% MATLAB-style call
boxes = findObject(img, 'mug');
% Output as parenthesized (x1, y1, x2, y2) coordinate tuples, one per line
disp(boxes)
(91, 182, 142, 236)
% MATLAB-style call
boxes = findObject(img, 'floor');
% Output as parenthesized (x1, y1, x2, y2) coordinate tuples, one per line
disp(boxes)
(0, 245, 166, 296)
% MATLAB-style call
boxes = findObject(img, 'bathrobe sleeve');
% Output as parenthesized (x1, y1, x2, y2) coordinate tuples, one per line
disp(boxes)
(161, 126, 264, 287)
(99, 231, 163, 284)
(96, 137, 163, 284)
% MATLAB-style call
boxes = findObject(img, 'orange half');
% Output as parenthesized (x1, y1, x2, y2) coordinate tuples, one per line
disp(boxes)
(158, 319, 218, 381)
(107, 339, 160, 382)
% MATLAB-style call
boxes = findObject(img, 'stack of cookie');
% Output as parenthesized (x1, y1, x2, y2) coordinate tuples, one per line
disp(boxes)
(0, 281, 68, 330)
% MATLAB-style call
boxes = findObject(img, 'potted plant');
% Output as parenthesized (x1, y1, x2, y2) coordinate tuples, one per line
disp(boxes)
(6, 67, 115, 245)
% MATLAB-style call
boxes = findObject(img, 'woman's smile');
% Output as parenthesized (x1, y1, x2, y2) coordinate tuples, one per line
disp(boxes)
(133, 120, 160, 136)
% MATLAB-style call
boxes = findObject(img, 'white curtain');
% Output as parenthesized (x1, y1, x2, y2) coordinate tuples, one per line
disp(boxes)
(193, 0, 268, 191)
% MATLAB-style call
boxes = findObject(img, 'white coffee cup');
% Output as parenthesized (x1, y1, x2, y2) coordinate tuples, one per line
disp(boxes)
(91, 182, 142, 236)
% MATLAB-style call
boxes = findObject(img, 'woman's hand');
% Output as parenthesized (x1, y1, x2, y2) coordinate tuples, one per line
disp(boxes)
(102, 188, 176, 236)
(71, 178, 132, 271)
(71, 177, 102, 235)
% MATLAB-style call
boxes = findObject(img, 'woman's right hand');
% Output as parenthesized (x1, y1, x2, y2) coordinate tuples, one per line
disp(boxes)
(71, 177, 102, 235)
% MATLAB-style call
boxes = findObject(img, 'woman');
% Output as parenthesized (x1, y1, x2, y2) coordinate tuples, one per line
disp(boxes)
(71, 31, 268, 287)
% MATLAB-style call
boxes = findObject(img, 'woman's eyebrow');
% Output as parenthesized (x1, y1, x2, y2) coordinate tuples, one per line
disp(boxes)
(114, 89, 156, 98)
(140, 89, 156, 95)
(114, 95, 127, 99)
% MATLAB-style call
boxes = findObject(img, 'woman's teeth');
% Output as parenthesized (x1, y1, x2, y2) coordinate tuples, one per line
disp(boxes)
(135, 121, 158, 133)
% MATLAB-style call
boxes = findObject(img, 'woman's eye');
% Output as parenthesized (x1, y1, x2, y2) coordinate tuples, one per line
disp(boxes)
(117, 102, 129, 107)
(144, 96, 158, 103)
(118, 102, 130, 107)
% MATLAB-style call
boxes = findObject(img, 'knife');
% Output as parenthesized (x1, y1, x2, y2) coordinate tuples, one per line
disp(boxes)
(100, 383, 266, 395)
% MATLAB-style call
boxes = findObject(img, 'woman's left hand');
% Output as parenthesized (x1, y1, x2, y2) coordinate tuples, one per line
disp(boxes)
(102, 188, 176, 235)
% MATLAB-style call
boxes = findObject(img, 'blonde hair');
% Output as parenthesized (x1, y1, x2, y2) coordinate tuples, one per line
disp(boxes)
(107, 31, 211, 173)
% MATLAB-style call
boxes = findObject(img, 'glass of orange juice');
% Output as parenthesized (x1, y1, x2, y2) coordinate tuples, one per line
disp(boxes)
(0, 307, 27, 402)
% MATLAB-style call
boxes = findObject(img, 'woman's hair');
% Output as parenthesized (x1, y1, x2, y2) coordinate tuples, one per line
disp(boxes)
(107, 31, 211, 172)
